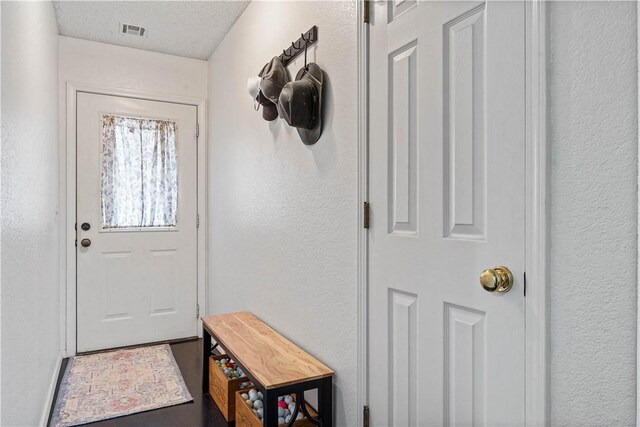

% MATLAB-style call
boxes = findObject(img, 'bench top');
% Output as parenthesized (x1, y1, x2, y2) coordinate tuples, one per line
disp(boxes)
(202, 311, 334, 390)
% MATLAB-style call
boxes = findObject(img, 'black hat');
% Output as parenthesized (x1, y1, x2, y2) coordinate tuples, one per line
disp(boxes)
(247, 74, 278, 121)
(277, 63, 324, 145)
(257, 91, 278, 121)
(259, 57, 290, 121)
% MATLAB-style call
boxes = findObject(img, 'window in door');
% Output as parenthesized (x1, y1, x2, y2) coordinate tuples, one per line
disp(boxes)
(101, 114, 178, 229)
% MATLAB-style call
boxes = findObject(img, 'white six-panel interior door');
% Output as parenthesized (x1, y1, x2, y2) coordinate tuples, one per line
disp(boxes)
(368, 1, 526, 425)
(76, 92, 198, 353)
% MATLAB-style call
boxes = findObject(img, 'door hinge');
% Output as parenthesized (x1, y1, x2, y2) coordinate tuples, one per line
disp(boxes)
(196, 213, 200, 228)
(196, 303, 200, 319)
(523, 271, 527, 297)
(196, 123, 200, 138)
(363, 405, 370, 427)
(363, 0, 370, 24)
(363, 202, 370, 229)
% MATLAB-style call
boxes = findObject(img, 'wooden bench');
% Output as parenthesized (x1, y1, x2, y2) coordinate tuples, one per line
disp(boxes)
(202, 312, 334, 427)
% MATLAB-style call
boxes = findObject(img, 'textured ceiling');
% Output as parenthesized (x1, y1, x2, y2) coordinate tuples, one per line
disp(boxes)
(53, 1, 251, 60)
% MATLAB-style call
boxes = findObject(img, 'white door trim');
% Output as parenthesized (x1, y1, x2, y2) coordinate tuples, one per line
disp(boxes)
(524, 1, 549, 425)
(356, 0, 369, 426)
(355, 1, 549, 425)
(62, 81, 207, 356)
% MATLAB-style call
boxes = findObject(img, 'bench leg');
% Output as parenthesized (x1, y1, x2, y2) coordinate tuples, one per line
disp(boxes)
(263, 390, 279, 427)
(318, 377, 333, 427)
(202, 328, 211, 393)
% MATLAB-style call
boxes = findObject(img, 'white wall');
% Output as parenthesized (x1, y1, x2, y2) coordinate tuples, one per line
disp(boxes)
(1, 1, 61, 425)
(58, 36, 208, 353)
(548, 1, 637, 425)
(58, 36, 208, 99)
(207, 2, 358, 425)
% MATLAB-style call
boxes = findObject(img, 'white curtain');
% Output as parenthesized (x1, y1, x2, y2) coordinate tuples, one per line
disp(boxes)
(101, 115, 178, 228)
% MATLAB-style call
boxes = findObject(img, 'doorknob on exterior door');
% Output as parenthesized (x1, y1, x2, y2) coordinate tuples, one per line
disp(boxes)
(80, 238, 91, 248)
(480, 266, 514, 293)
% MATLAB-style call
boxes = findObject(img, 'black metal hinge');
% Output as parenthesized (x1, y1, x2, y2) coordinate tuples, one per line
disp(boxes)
(363, 202, 370, 229)
(196, 123, 200, 138)
(363, 0, 370, 24)
(524, 271, 527, 297)
(363, 405, 370, 427)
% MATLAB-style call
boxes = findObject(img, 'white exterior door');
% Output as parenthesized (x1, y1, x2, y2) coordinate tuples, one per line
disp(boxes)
(76, 92, 198, 353)
(368, 1, 525, 426)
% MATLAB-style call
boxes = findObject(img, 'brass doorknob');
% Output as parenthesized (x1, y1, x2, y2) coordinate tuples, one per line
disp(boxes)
(480, 266, 513, 293)
(80, 238, 91, 248)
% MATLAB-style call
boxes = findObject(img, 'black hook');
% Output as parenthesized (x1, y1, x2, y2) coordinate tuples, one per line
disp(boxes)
(304, 43, 308, 69)
(299, 33, 309, 69)
(280, 29, 315, 65)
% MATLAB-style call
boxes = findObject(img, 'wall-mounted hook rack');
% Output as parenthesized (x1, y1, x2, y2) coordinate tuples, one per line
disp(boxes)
(278, 26, 318, 67)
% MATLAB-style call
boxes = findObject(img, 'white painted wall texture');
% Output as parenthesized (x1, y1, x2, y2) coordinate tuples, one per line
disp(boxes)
(548, 2, 637, 425)
(58, 36, 208, 99)
(1, 1, 61, 425)
(207, 2, 358, 425)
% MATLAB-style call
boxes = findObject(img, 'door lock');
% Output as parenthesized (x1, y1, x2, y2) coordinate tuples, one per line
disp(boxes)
(81, 222, 91, 231)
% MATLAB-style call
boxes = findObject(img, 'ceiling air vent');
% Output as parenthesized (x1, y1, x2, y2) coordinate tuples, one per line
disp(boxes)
(120, 23, 147, 37)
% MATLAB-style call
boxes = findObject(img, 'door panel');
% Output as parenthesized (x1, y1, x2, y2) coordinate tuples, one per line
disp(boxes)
(388, 41, 418, 235)
(76, 92, 198, 352)
(444, 4, 486, 240)
(368, 1, 525, 425)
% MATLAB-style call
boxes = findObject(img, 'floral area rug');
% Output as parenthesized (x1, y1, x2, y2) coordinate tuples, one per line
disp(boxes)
(50, 344, 193, 426)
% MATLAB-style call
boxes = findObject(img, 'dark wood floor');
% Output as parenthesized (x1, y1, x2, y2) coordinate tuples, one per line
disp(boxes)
(49, 339, 229, 426)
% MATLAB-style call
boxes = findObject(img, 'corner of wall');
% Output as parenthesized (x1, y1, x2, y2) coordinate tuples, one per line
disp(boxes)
(39, 354, 63, 427)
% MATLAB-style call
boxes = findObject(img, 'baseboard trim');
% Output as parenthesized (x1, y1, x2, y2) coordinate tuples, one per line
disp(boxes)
(40, 353, 63, 427)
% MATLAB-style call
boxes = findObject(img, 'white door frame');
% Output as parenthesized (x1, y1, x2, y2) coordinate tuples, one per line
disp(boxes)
(355, 1, 549, 425)
(63, 81, 207, 356)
